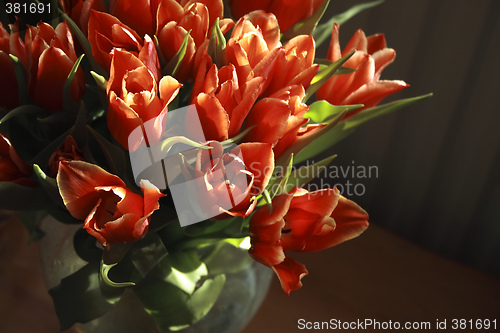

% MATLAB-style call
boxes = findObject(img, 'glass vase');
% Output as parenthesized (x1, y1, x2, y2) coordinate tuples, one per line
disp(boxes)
(38, 216, 272, 333)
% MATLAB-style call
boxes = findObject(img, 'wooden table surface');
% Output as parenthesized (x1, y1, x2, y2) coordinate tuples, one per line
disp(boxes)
(1, 211, 499, 333)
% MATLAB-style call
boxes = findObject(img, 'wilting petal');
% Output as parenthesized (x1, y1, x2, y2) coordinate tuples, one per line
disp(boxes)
(249, 218, 286, 266)
(272, 257, 308, 295)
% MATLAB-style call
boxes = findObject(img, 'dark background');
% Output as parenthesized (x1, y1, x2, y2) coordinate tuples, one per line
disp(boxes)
(314, 0, 500, 277)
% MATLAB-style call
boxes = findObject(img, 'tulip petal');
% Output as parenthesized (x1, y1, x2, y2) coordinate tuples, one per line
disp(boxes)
(158, 75, 182, 105)
(244, 98, 290, 144)
(193, 93, 229, 141)
(249, 219, 286, 266)
(110, 0, 154, 37)
(343, 28, 367, 55)
(272, 257, 308, 295)
(34, 47, 75, 111)
(342, 80, 409, 112)
(57, 160, 125, 220)
(140, 179, 166, 217)
(366, 33, 387, 54)
(237, 143, 274, 195)
(321, 195, 369, 248)
(371, 48, 396, 80)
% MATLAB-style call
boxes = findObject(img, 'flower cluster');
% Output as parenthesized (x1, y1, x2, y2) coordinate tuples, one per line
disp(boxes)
(0, 0, 429, 329)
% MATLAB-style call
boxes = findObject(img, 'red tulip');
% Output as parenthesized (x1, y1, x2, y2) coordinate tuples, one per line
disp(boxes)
(24, 21, 85, 111)
(107, 49, 181, 150)
(190, 61, 267, 141)
(281, 187, 369, 252)
(0, 134, 35, 187)
(155, 0, 228, 82)
(182, 141, 274, 219)
(316, 24, 409, 117)
(1, 20, 28, 110)
(57, 160, 165, 249)
(244, 85, 308, 145)
(249, 187, 369, 294)
(229, 0, 325, 33)
(226, 11, 282, 87)
(264, 35, 319, 96)
(88, 10, 143, 72)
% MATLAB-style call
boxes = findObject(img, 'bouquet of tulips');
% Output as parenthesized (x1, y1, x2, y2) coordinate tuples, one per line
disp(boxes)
(0, 0, 430, 330)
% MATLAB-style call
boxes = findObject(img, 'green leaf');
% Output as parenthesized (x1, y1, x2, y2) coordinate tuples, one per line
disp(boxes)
(71, 102, 90, 149)
(305, 100, 363, 123)
(29, 128, 71, 166)
(134, 279, 192, 330)
(315, 61, 356, 75)
(0, 104, 46, 126)
(221, 126, 255, 149)
(314, 0, 385, 48)
(17, 210, 47, 242)
(282, 0, 330, 41)
(285, 154, 337, 191)
(63, 54, 84, 111)
(339, 92, 433, 128)
(207, 18, 228, 67)
(49, 262, 115, 330)
(304, 50, 355, 102)
(73, 228, 103, 262)
(8, 54, 30, 104)
(165, 263, 208, 295)
(130, 233, 168, 278)
(259, 189, 273, 214)
(295, 93, 433, 162)
(153, 35, 168, 70)
(33, 164, 64, 206)
(161, 136, 212, 156)
(91, 71, 108, 91)
(204, 242, 253, 275)
(100, 261, 136, 288)
(163, 30, 191, 77)
(187, 274, 226, 323)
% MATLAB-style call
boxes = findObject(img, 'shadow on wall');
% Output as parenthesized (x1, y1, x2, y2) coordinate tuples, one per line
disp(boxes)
(315, 0, 500, 276)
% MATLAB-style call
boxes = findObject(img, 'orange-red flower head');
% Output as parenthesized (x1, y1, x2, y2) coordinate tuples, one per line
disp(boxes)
(106, 49, 181, 150)
(24, 21, 85, 111)
(57, 160, 165, 249)
(181, 141, 274, 219)
(249, 187, 369, 294)
(229, 0, 325, 33)
(316, 24, 409, 117)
